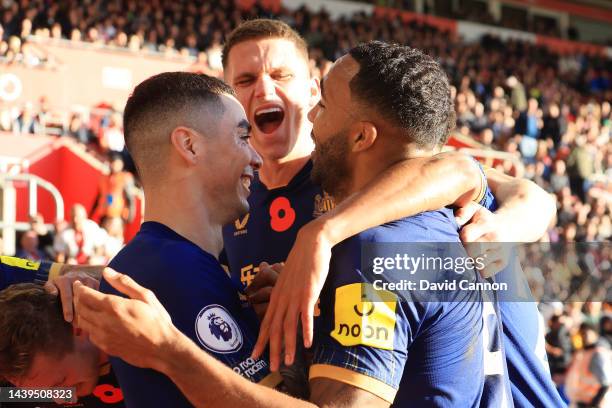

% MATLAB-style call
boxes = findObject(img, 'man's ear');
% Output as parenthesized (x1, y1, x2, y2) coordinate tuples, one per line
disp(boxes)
(349, 121, 377, 153)
(170, 126, 198, 165)
(308, 77, 321, 109)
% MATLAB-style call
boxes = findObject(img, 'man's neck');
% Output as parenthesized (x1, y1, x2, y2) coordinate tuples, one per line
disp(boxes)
(258, 155, 310, 189)
(355, 146, 434, 193)
(143, 184, 224, 257)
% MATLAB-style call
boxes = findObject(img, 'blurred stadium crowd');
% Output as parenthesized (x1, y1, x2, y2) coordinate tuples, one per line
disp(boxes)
(0, 0, 610, 403)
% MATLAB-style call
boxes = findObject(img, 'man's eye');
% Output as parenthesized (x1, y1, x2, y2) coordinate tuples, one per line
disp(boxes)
(275, 73, 293, 80)
(240, 134, 251, 141)
(235, 78, 254, 86)
(317, 100, 325, 108)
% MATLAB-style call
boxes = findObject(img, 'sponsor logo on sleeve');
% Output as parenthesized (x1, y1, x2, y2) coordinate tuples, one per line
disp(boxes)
(0, 256, 39, 270)
(331, 283, 397, 350)
(195, 305, 243, 354)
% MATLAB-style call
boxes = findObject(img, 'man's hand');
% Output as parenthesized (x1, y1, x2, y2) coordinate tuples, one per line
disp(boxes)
(45, 270, 100, 323)
(252, 219, 333, 371)
(73, 268, 179, 372)
(246, 262, 282, 321)
(455, 202, 512, 278)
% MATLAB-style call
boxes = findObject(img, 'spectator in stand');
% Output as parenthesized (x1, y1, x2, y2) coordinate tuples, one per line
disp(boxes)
(550, 160, 570, 194)
(0, 106, 12, 132)
(53, 204, 103, 265)
(469, 102, 488, 134)
(516, 98, 543, 161)
(15, 230, 47, 262)
(101, 216, 125, 260)
(29, 213, 55, 258)
(567, 135, 595, 202)
(565, 323, 611, 407)
(91, 154, 135, 225)
(64, 112, 93, 144)
(12, 102, 40, 135)
(98, 111, 125, 156)
(545, 314, 573, 393)
(601, 316, 612, 349)
(542, 103, 562, 148)
(507, 75, 527, 112)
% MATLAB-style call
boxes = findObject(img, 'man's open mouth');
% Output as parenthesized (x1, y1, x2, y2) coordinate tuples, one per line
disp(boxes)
(254, 105, 285, 134)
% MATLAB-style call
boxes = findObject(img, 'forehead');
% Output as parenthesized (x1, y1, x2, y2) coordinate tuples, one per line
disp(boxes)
(323, 55, 359, 102)
(219, 94, 247, 120)
(226, 38, 307, 75)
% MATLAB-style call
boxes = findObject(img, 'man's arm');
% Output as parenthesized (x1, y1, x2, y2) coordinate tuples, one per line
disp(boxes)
(315, 152, 484, 246)
(74, 269, 378, 408)
(481, 167, 556, 242)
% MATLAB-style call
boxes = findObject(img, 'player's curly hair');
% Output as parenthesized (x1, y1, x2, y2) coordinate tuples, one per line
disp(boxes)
(0, 284, 73, 382)
(348, 41, 455, 148)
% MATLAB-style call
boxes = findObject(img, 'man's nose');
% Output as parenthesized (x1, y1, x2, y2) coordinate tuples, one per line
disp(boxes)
(307, 104, 318, 123)
(254, 75, 276, 98)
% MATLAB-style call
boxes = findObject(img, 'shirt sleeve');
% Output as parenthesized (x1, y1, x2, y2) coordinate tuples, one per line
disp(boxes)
(102, 254, 280, 408)
(474, 160, 498, 212)
(0, 256, 57, 290)
(309, 239, 415, 404)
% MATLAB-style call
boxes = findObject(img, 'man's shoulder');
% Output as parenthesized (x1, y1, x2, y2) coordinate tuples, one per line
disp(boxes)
(106, 228, 220, 292)
(346, 208, 459, 246)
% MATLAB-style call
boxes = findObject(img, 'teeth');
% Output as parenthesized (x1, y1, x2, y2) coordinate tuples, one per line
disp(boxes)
(255, 107, 282, 116)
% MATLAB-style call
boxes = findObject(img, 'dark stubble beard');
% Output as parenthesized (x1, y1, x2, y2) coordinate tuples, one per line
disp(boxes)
(311, 129, 351, 201)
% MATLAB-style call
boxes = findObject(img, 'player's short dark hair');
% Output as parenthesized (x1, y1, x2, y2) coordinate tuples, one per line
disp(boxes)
(0, 284, 73, 381)
(348, 41, 455, 148)
(222, 19, 308, 69)
(124, 72, 234, 148)
(123, 72, 235, 179)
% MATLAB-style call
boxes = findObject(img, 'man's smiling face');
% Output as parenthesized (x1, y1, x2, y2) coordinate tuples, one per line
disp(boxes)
(224, 38, 318, 163)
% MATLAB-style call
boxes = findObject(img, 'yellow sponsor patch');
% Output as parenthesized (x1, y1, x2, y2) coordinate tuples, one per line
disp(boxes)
(0, 256, 40, 271)
(331, 283, 397, 350)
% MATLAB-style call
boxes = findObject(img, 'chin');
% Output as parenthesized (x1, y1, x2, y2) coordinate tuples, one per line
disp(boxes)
(253, 133, 295, 159)
(232, 199, 250, 218)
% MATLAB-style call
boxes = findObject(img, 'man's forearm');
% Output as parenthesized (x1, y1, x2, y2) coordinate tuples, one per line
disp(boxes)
(318, 152, 482, 245)
(484, 168, 556, 242)
(158, 328, 314, 408)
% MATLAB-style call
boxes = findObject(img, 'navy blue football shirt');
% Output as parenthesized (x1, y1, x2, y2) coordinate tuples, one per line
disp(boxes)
(310, 208, 489, 406)
(222, 160, 333, 288)
(0, 256, 58, 290)
(102, 222, 281, 408)
(481, 189, 565, 408)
